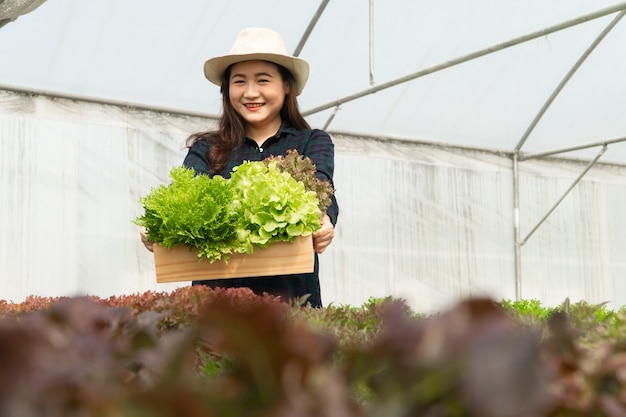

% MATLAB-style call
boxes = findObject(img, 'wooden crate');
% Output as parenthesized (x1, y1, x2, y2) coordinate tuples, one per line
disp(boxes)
(153, 235, 314, 283)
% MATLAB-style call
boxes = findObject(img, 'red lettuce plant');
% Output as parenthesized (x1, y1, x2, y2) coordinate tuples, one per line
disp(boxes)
(2, 290, 626, 416)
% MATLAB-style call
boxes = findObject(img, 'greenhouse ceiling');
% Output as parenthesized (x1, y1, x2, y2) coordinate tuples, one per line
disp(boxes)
(2, 0, 626, 162)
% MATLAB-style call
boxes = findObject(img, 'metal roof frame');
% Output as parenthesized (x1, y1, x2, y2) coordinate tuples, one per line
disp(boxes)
(512, 5, 626, 299)
(299, 0, 626, 300)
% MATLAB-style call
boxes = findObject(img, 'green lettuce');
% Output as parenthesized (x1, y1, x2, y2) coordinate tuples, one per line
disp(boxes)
(134, 158, 323, 262)
(134, 166, 249, 262)
(230, 160, 321, 248)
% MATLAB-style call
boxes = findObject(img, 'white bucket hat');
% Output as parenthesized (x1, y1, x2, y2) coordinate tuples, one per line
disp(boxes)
(203, 28, 310, 96)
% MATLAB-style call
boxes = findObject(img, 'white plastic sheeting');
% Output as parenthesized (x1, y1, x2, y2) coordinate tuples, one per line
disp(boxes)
(4, 89, 626, 311)
(329, 136, 626, 311)
(0, 89, 194, 301)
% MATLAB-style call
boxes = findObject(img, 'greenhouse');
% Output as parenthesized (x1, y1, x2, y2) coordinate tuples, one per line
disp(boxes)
(2, 0, 626, 312)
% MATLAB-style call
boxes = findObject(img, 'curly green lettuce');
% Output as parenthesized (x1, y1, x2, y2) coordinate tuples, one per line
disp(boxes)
(134, 166, 250, 262)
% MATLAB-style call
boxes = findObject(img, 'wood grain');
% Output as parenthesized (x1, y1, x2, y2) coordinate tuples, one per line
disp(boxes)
(153, 235, 314, 283)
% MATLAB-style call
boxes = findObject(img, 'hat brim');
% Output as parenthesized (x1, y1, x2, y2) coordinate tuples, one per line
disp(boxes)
(204, 53, 310, 96)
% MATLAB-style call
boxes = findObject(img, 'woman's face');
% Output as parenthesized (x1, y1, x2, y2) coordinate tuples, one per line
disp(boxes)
(228, 60, 289, 131)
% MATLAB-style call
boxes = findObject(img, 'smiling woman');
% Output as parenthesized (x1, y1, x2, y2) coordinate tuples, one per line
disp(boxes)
(139, 27, 339, 308)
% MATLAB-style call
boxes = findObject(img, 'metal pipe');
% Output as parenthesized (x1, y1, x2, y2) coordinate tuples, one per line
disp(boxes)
(303, 1, 626, 116)
(323, 105, 341, 130)
(293, 0, 331, 57)
(513, 151, 522, 300)
(0, 84, 220, 120)
(515, 10, 626, 152)
(519, 136, 626, 161)
(369, 0, 375, 87)
(520, 145, 607, 246)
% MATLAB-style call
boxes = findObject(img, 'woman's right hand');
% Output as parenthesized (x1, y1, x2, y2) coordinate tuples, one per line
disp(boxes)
(139, 227, 154, 252)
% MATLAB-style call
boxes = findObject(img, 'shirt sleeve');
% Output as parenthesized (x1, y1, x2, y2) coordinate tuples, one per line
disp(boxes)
(182, 140, 213, 176)
(303, 129, 339, 226)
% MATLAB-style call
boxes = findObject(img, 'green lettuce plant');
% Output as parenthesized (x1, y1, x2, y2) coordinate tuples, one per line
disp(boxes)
(134, 151, 330, 262)
(230, 159, 322, 248)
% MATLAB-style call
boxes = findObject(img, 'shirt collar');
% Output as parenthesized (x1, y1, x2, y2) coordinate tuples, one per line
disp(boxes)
(277, 123, 298, 136)
(244, 123, 296, 146)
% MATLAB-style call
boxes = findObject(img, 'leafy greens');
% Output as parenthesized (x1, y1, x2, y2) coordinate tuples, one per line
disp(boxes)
(135, 153, 327, 262)
(230, 160, 321, 248)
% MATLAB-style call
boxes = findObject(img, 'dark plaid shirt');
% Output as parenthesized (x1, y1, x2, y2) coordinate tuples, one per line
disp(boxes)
(182, 124, 339, 307)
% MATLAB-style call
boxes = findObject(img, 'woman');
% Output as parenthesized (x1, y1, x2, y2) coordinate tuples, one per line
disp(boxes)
(142, 28, 338, 307)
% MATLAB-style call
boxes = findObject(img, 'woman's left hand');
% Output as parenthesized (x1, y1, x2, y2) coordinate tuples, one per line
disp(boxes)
(139, 226, 154, 252)
(313, 214, 335, 254)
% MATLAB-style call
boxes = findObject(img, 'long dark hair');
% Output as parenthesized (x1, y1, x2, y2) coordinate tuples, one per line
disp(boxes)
(186, 61, 310, 174)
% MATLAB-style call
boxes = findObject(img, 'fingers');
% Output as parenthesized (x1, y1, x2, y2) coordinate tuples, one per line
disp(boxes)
(313, 234, 332, 253)
(139, 227, 154, 252)
(313, 214, 335, 254)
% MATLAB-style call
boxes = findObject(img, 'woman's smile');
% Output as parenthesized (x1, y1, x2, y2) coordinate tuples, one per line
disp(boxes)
(244, 102, 264, 111)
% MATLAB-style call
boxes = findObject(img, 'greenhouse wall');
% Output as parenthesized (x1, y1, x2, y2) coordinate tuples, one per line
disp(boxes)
(3, 88, 626, 312)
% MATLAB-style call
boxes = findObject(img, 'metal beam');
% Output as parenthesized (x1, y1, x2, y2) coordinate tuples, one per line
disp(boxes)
(303, 1, 626, 117)
(519, 136, 626, 161)
(323, 106, 341, 130)
(369, 0, 375, 87)
(513, 152, 522, 300)
(293, 0, 330, 57)
(515, 10, 626, 152)
(0, 84, 221, 120)
(520, 145, 607, 246)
